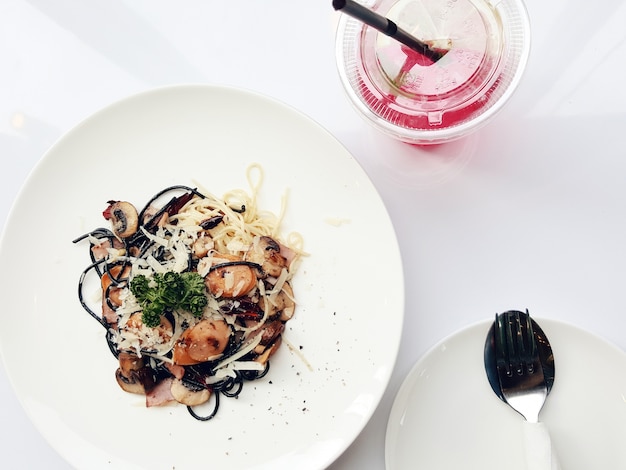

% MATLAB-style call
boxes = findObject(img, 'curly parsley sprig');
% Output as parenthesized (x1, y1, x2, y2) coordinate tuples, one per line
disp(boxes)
(130, 271, 208, 327)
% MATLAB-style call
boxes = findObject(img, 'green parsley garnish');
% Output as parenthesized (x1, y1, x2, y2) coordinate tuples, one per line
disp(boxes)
(130, 271, 208, 327)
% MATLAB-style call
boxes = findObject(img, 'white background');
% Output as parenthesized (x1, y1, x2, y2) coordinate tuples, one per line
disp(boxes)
(2, 0, 626, 468)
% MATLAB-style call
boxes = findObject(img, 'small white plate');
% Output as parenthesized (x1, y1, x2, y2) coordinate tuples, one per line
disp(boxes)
(0, 85, 404, 469)
(386, 318, 626, 470)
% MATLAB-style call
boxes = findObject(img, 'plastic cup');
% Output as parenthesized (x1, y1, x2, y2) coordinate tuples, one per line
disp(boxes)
(335, 0, 530, 145)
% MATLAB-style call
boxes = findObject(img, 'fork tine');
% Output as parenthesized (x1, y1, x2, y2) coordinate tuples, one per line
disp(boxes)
(494, 313, 511, 376)
(524, 309, 537, 373)
(505, 310, 524, 375)
(515, 310, 528, 374)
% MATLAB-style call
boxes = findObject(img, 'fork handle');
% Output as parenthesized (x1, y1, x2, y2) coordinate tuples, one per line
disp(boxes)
(523, 422, 561, 470)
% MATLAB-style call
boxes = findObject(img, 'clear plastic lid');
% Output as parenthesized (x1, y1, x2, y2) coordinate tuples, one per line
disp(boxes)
(336, 0, 530, 144)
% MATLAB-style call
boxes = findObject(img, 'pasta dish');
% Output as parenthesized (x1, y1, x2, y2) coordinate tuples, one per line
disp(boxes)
(73, 165, 303, 420)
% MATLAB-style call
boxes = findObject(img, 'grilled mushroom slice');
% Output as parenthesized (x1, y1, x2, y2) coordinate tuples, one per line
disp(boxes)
(115, 352, 154, 394)
(258, 282, 295, 321)
(170, 379, 211, 406)
(245, 236, 287, 278)
(105, 201, 139, 239)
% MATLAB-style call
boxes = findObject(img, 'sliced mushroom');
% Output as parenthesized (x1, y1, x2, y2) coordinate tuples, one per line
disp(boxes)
(170, 379, 211, 406)
(259, 282, 295, 321)
(192, 234, 214, 259)
(115, 368, 146, 394)
(253, 320, 285, 355)
(172, 319, 231, 365)
(105, 201, 139, 239)
(115, 352, 155, 395)
(118, 351, 144, 376)
(278, 283, 296, 321)
(245, 236, 287, 278)
(255, 336, 283, 365)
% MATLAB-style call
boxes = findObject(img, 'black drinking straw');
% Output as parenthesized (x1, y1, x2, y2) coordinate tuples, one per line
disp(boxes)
(332, 0, 448, 63)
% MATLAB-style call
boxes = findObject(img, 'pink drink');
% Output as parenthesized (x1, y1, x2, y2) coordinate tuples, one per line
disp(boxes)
(336, 0, 530, 144)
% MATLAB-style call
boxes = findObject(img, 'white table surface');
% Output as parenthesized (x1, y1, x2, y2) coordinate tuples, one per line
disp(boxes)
(2, 1, 626, 469)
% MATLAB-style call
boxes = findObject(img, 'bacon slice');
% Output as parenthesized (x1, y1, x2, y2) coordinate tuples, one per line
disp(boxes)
(146, 378, 174, 407)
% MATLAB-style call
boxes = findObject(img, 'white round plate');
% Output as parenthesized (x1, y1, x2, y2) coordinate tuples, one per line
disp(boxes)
(385, 318, 626, 469)
(0, 85, 404, 469)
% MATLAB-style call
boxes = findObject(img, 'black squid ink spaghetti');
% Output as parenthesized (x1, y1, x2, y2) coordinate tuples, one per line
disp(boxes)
(73, 165, 303, 420)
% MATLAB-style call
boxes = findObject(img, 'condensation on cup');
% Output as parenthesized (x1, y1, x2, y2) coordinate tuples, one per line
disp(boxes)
(335, 0, 531, 145)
